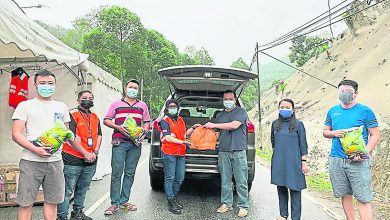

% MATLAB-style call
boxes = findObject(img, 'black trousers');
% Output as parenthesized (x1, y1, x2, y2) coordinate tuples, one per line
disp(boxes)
(277, 186, 302, 220)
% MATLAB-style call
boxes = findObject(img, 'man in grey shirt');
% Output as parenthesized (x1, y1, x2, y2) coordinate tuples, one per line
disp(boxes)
(204, 90, 249, 218)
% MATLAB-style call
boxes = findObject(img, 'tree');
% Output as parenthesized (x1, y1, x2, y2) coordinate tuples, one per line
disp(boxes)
(288, 36, 330, 67)
(180, 45, 215, 65)
(230, 58, 257, 110)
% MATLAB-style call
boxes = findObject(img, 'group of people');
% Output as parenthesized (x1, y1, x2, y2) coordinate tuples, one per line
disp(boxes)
(10, 68, 379, 220)
(270, 79, 380, 220)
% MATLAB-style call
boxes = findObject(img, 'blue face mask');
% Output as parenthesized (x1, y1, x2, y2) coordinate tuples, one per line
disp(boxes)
(37, 85, 55, 98)
(223, 100, 235, 110)
(168, 108, 178, 115)
(279, 109, 293, 118)
(126, 88, 138, 98)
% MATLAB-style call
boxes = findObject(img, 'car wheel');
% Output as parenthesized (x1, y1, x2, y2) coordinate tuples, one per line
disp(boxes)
(248, 181, 253, 192)
(150, 177, 164, 191)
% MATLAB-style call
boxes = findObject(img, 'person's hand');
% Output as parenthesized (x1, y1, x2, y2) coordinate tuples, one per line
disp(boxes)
(183, 140, 191, 147)
(204, 122, 215, 129)
(333, 130, 346, 138)
(351, 154, 363, 162)
(33, 146, 52, 158)
(302, 161, 309, 175)
(84, 152, 96, 163)
(192, 124, 202, 129)
(116, 125, 130, 137)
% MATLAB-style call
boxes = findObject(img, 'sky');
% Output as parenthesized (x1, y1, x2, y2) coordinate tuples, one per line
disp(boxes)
(15, 0, 349, 66)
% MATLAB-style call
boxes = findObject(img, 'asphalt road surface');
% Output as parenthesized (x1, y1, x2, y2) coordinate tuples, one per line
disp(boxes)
(0, 142, 337, 220)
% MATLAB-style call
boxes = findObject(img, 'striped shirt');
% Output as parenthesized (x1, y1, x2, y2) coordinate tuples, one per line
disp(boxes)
(105, 99, 151, 142)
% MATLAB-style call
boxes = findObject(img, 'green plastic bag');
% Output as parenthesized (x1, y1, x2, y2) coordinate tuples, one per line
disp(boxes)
(32, 119, 74, 154)
(339, 126, 368, 159)
(123, 115, 143, 140)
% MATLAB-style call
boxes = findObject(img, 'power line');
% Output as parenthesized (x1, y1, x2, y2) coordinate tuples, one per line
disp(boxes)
(260, 51, 338, 88)
(258, 0, 350, 48)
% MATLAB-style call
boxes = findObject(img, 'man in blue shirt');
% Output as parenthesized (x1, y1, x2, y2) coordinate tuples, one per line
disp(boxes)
(323, 80, 380, 220)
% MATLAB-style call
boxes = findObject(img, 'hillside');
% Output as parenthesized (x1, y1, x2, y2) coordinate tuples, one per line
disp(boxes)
(250, 5, 390, 201)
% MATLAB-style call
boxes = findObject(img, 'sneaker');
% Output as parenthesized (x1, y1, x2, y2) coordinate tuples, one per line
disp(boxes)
(216, 204, 233, 213)
(173, 197, 183, 209)
(70, 211, 92, 220)
(238, 208, 248, 218)
(167, 198, 181, 214)
(104, 205, 119, 215)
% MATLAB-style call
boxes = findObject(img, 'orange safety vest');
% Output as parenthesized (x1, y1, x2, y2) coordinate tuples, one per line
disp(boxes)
(62, 109, 100, 158)
(9, 72, 29, 108)
(161, 116, 186, 156)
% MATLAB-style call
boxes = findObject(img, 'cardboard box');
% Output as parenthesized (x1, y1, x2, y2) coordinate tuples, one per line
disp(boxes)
(0, 175, 4, 191)
(4, 171, 19, 193)
(0, 192, 6, 203)
(6, 193, 17, 203)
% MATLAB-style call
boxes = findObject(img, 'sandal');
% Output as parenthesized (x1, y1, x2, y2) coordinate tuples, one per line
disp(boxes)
(104, 205, 119, 215)
(120, 202, 138, 211)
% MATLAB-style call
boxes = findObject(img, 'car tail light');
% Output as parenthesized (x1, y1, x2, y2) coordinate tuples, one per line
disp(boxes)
(152, 120, 159, 129)
(247, 120, 255, 133)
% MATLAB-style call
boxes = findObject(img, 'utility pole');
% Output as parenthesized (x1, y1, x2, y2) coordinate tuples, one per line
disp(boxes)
(328, 0, 335, 39)
(255, 42, 262, 149)
(141, 78, 144, 101)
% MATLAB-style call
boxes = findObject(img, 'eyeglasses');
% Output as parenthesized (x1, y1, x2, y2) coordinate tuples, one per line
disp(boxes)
(338, 89, 355, 93)
(167, 105, 177, 109)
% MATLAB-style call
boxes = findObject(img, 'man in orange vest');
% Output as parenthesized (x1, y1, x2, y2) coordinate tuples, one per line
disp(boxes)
(57, 90, 102, 220)
(159, 99, 200, 214)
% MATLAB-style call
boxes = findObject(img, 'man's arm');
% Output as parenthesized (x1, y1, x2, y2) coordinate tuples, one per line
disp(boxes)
(65, 122, 95, 162)
(143, 122, 150, 131)
(366, 127, 380, 153)
(204, 121, 242, 130)
(323, 125, 346, 139)
(12, 120, 51, 157)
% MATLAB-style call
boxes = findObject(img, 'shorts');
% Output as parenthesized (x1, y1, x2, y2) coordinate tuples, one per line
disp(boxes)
(328, 156, 373, 203)
(16, 159, 65, 206)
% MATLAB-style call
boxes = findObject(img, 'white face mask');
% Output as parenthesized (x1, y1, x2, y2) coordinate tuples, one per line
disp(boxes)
(223, 100, 235, 109)
(126, 88, 138, 98)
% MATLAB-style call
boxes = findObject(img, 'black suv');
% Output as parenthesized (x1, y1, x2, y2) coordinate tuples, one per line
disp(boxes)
(149, 66, 257, 191)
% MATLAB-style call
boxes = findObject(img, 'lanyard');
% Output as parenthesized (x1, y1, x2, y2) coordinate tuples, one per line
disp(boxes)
(79, 111, 92, 136)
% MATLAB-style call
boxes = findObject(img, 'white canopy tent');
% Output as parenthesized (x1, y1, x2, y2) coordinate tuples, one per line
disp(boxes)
(0, 0, 122, 180)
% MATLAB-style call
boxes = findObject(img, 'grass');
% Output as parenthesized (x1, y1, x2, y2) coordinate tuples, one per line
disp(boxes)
(306, 173, 333, 193)
(256, 148, 333, 193)
(256, 148, 273, 162)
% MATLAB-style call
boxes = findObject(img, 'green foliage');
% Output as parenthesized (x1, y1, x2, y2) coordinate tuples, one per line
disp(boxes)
(180, 45, 215, 65)
(230, 57, 295, 111)
(306, 173, 333, 192)
(36, 7, 219, 117)
(288, 35, 330, 67)
(256, 148, 273, 162)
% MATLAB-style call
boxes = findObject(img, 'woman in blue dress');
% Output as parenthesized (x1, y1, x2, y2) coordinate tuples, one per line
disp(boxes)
(271, 99, 309, 220)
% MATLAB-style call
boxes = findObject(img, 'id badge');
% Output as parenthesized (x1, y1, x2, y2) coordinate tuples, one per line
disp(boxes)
(87, 137, 94, 147)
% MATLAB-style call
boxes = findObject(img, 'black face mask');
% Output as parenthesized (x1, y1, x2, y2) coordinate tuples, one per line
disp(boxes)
(80, 100, 94, 109)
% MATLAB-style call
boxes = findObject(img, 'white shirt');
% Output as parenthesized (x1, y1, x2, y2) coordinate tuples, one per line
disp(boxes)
(12, 98, 71, 162)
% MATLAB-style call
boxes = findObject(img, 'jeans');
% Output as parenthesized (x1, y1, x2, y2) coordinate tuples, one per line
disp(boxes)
(161, 153, 185, 199)
(110, 142, 141, 205)
(277, 186, 302, 220)
(57, 164, 96, 218)
(218, 150, 249, 209)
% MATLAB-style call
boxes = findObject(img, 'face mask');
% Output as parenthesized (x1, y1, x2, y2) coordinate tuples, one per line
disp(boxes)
(168, 108, 178, 115)
(339, 91, 354, 104)
(37, 85, 55, 98)
(279, 109, 293, 118)
(223, 100, 235, 109)
(80, 100, 94, 109)
(126, 88, 138, 98)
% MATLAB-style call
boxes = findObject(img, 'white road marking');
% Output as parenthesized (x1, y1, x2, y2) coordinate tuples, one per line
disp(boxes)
(84, 157, 149, 216)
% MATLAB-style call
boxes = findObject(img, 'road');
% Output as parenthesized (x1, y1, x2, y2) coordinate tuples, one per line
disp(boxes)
(0, 142, 337, 220)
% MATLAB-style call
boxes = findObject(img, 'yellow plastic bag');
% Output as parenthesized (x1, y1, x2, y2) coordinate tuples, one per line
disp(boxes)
(123, 115, 143, 140)
(339, 126, 369, 159)
(32, 119, 74, 154)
